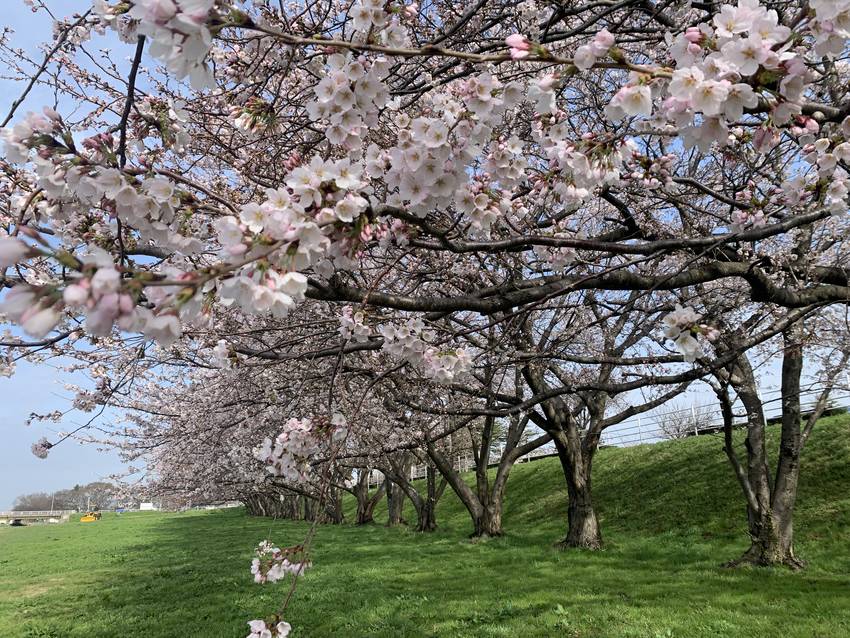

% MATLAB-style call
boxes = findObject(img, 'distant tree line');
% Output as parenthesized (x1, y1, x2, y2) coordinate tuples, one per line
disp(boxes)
(12, 481, 118, 511)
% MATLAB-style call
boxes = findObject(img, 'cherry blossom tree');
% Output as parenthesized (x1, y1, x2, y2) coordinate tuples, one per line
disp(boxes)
(705, 303, 850, 567)
(5, 0, 850, 633)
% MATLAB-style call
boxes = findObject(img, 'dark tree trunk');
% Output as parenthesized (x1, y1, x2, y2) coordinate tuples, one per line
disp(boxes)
(241, 495, 256, 516)
(473, 502, 503, 538)
(734, 507, 800, 568)
(302, 495, 317, 521)
(382, 456, 445, 532)
(427, 441, 486, 536)
(415, 502, 437, 532)
(551, 430, 602, 549)
(719, 323, 809, 569)
(563, 483, 601, 550)
(426, 417, 504, 538)
(414, 465, 439, 532)
(425, 405, 551, 538)
(323, 487, 345, 525)
(353, 471, 385, 525)
(386, 477, 406, 526)
(355, 497, 377, 525)
(522, 364, 603, 550)
(280, 494, 300, 520)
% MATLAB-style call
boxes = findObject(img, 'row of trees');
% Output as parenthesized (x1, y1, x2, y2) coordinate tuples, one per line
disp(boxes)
(3, 0, 850, 634)
(12, 481, 117, 511)
(111, 297, 847, 563)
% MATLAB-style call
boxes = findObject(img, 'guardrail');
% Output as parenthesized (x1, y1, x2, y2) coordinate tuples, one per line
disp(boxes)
(0, 510, 76, 517)
(393, 386, 849, 482)
(0, 510, 74, 524)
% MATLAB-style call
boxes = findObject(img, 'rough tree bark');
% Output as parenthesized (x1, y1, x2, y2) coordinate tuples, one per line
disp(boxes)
(550, 428, 602, 549)
(416, 466, 440, 532)
(381, 452, 445, 531)
(522, 363, 603, 549)
(322, 486, 345, 525)
(715, 320, 843, 569)
(385, 477, 406, 526)
(522, 356, 686, 550)
(426, 412, 551, 538)
(350, 470, 386, 525)
(717, 347, 801, 567)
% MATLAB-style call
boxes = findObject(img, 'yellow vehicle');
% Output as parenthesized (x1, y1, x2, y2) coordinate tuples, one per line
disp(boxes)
(80, 512, 102, 522)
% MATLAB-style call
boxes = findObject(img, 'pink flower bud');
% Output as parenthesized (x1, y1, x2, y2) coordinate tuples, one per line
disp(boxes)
(63, 283, 90, 306)
(505, 34, 530, 50)
(590, 28, 615, 56)
(684, 27, 702, 43)
(506, 33, 531, 59)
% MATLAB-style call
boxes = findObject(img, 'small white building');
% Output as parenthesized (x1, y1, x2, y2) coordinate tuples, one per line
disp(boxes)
(139, 502, 158, 511)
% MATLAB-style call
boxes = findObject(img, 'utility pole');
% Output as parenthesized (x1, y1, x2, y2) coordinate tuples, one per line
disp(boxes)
(50, 492, 55, 514)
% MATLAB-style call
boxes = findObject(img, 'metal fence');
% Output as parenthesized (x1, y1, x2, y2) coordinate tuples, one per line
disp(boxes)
(0, 510, 75, 524)
(396, 384, 849, 481)
(597, 386, 849, 449)
(0, 510, 76, 517)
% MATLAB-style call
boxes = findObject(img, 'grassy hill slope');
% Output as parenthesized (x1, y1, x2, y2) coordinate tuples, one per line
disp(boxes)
(1, 416, 848, 637)
(358, 413, 850, 545)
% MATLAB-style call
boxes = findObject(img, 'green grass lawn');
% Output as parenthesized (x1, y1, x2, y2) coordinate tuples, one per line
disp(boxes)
(2, 416, 849, 637)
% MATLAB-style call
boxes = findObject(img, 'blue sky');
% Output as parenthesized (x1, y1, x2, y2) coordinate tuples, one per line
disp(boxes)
(1, 1, 128, 509)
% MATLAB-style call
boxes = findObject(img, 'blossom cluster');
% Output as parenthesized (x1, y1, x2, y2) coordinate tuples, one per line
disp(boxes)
(95, 0, 220, 89)
(624, 153, 677, 190)
(0, 287, 63, 340)
(339, 305, 371, 343)
(254, 415, 348, 483)
(30, 437, 52, 459)
(246, 619, 291, 638)
(378, 318, 472, 383)
(254, 418, 321, 483)
(536, 131, 638, 210)
(10, 113, 204, 254)
(662, 305, 719, 362)
(0, 107, 382, 343)
(809, 0, 850, 58)
(573, 29, 615, 70)
(358, 71, 525, 236)
(310, 54, 391, 148)
(0, 355, 15, 379)
(135, 97, 191, 152)
(230, 97, 280, 137)
(0, 236, 32, 270)
(62, 248, 136, 337)
(350, 0, 411, 47)
(532, 226, 578, 272)
(250, 540, 311, 584)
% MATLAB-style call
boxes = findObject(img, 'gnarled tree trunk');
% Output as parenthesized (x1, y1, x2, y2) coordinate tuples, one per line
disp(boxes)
(385, 476, 406, 526)
(474, 501, 503, 538)
(381, 453, 445, 532)
(717, 324, 813, 569)
(426, 418, 549, 539)
(352, 470, 385, 525)
(322, 486, 345, 524)
(551, 429, 602, 549)
(415, 465, 440, 532)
